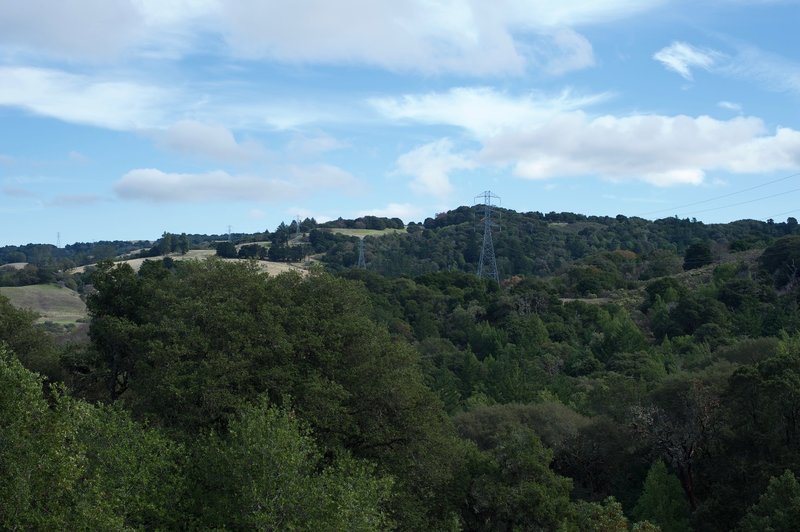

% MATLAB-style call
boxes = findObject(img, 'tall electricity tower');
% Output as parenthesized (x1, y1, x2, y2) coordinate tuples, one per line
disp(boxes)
(357, 238, 366, 269)
(475, 190, 500, 283)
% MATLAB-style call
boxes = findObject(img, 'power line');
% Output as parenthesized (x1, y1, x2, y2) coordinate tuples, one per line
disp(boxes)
(680, 184, 800, 217)
(767, 208, 800, 220)
(636, 171, 800, 217)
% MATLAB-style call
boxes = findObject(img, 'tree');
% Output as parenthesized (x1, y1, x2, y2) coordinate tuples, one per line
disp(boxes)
(632, 379, 721, 511)
(738, 470, 800, 531)
(177, 233, 190, 254)
(0, 345, 184, 530)
(84, 262, 471, 528)
(633, 460, 691, 532)
(683, 241, 713, 271)
(465, 425, 573, 530)
(214, 240, 237, 258)
(187, 398, 392, 530)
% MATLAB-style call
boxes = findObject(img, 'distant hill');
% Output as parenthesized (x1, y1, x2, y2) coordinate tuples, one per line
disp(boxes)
(2, 208, 798, 287)
(0, 284, 87, 325)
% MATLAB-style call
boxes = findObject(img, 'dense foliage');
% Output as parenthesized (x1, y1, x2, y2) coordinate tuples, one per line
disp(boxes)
(4, 207, 800, 529)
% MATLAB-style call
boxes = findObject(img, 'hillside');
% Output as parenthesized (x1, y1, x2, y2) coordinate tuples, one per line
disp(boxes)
(0, 284, 87, 325)
(4, 211, 800, 529)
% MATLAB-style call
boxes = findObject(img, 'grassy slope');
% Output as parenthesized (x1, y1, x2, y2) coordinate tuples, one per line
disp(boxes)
(69, 249, 304, 276)
(0, 284, 87, 324)
(322, 228, 407, 238)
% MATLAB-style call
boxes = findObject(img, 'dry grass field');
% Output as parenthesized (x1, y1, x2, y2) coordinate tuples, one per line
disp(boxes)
(321, 227, 407, 238)
(68, 249, 305, 276)
(0, 262, 28, 270)
(0, 284, 87, 325)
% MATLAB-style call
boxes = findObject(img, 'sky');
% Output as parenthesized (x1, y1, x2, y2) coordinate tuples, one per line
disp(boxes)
(2, 0, 800, 246)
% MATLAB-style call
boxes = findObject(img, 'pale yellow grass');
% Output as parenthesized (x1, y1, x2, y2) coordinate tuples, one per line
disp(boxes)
(0, 284, 87, 324)
(68, 249, 304, 276)
(322, 228, 407, 238)
(0, 262, 28, 270)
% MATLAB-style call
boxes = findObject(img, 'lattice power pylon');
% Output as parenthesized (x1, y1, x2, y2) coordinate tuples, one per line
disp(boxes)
(357, 237, 366, 269)
(475, 190, 500, 283)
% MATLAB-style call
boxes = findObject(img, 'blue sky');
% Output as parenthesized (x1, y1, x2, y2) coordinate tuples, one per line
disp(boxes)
(2, 0, 800, 246)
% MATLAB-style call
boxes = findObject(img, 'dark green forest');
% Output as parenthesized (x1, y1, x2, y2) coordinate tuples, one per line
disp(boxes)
(4, 208, 800, 530)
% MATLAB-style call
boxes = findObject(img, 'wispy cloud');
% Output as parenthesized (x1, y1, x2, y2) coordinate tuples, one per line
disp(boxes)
(724, 44, 800, 94)
(2, 186, 37, 198)
(0, 67, 173, 130)
(154, 120, 267, 162)
(394, 138, 475, 197)
(114, 164, 357, 203)
(47, 194, 107, 207)
(372, 87, 609, 137)
(718, 101, 742, 112)
(653, 41, 722, 80)
(655, 40, 800, 95)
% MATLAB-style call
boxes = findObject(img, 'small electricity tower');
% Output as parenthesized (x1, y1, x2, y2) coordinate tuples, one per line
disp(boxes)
(475, 190, 500, 283)
(295, 215, 302, 238)
(357, 238, 366, 269)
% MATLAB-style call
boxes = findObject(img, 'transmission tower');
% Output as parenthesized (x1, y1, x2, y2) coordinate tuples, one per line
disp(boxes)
(227, 225, 232, 242)
(475, 190, 500, 283)
(295, 215, 302, 237)
(56, 232, 61, 248)
(357, 237, 366, 269)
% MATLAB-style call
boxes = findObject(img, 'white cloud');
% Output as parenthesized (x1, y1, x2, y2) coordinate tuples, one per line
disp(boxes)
(528, 28, 595, 76)
(394, 139, 476, 197)
(372, 86, 609, 137)
(375, 86, 800, 187)
(0, 66, 333, 136)
(718, 101, 742, 112)
(217, 0, 658, 75)
(0, 0, 144, 60)
(357, 203, 423, 221)
(115, 164, 357, 202)
(0, 0, 662, 75)
(655, 41, 800, 95)
(286, 132, 347, 156)
(724, 45, 800, 94)
(157, 120, 266, 161)
(0, 67, 172, 130)
(653, 41, 722, 80)
(480, 112, 800, 185)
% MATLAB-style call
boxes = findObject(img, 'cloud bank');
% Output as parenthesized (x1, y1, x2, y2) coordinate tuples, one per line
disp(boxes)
(378, 88, 800, 187)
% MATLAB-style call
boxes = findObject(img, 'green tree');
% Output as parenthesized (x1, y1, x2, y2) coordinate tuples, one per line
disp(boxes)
(466, 425, 573, 530)
(0, 345, 184, 530)
(633, 460, 691, 532)
(683, 242, 713, 271)
(188, 398, 392, 530)
(214, 240, 237, 258)
(738, 470, 800, 532)
(84, 262, 470, 528)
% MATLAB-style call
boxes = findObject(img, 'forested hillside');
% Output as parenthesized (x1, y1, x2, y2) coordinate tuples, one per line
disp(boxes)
(3, 208, 800, 530)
